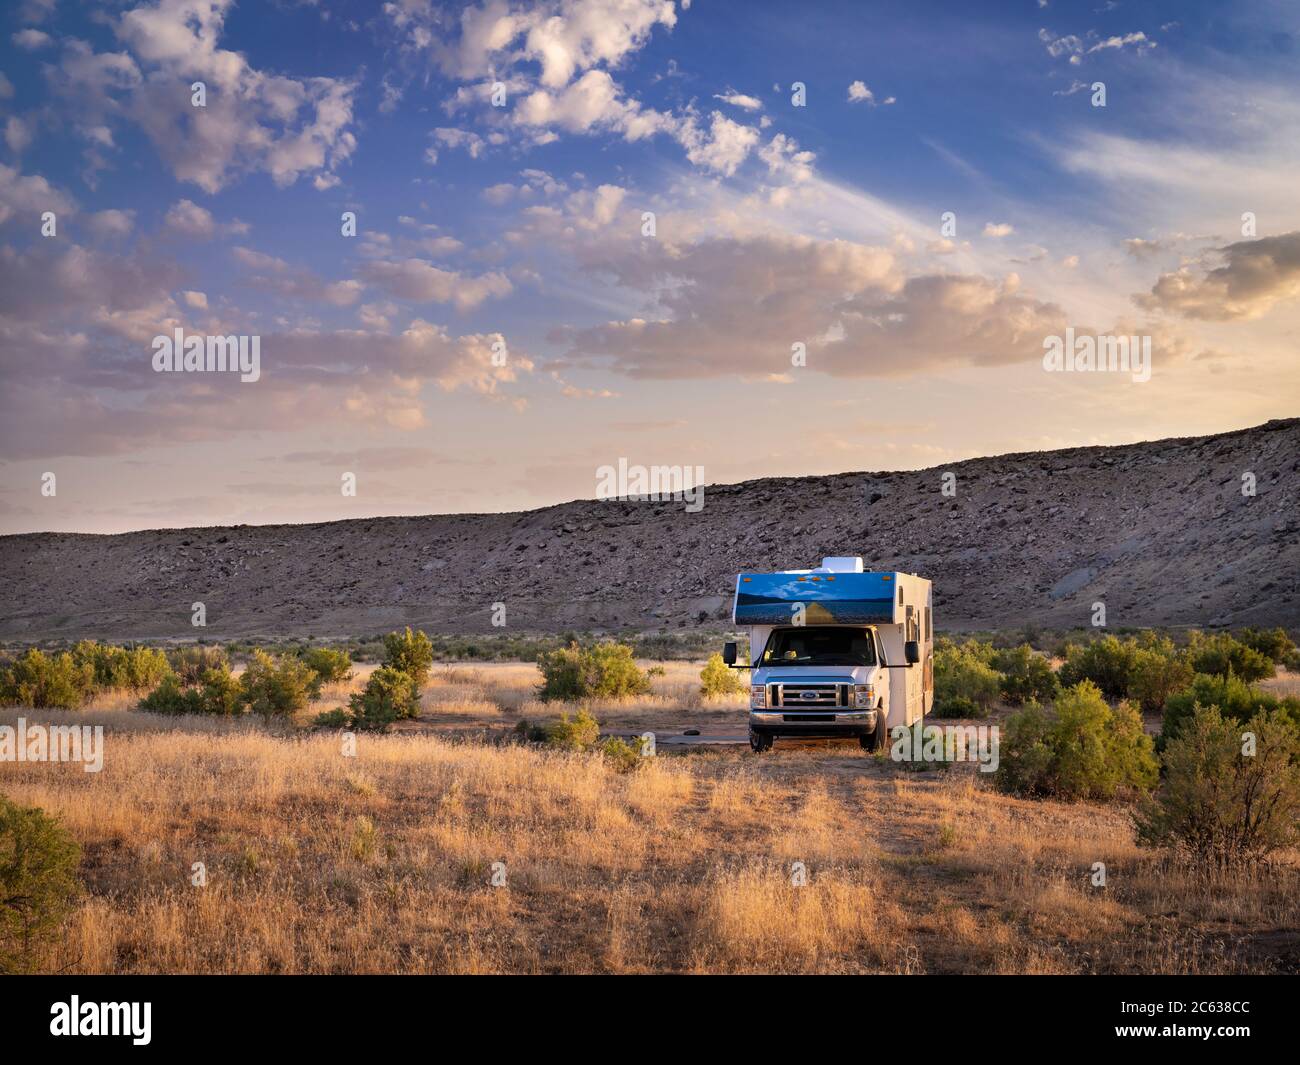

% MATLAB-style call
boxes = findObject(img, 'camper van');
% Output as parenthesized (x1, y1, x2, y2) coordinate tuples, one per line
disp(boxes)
(723, 558, 933, 752)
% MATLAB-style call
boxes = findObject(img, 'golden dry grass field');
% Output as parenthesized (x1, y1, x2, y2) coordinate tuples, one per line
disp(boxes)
(3, 661, 1298, 975)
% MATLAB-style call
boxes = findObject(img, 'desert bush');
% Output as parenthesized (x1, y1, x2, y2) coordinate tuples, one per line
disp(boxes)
(382, 628, 434, 687)
(0, 797, 81, 974)
(1237, 626, 1296, 665)
(123, 646, 172, 691)
(536, 641, 650, 701)
(0, 649, 95, 710)
(1058, 636, 1140, 700)
(700, 652, 745, 696)
(990, 644, 1058, 705)
(239, 650, 318, 721)
(1136, 706, 1300, 865)
(1160, 672, 1300, 748)
(596, 735, 643, 773)
(933, 641, 1001, 718)
(1128, 646, 1194, 714)
(1186, 631, 1274, 684)
(352, 666, 420, 730)
(301, 647, 353, 686)
(167, 645, 230, 686)
(137, 665, 244, 716)
(137, 675, 202, 715)
(996, 681, 1158, 801)
(543, 708, 601, 750)
(196, 665, 244, 716)
(69, 641, 171, 692)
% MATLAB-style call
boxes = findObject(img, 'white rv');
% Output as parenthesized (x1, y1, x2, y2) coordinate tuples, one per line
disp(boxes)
(723, 558, 934, 752)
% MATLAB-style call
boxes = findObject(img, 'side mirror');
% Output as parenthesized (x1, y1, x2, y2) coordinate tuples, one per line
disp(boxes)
(904, 640, 920, 665)
(722, 641, 738, 666)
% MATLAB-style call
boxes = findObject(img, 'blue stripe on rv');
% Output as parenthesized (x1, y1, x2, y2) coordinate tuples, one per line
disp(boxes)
(733, 572, 896, 625)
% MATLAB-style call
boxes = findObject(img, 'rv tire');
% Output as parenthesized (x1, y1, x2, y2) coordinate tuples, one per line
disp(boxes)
(861, 709, 887, 752)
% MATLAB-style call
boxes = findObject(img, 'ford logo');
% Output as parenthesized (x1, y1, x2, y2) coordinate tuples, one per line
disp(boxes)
(799, 691, 819, 700)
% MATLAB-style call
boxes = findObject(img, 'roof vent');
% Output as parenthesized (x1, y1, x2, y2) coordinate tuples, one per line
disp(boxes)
(819, 556, 864, 573)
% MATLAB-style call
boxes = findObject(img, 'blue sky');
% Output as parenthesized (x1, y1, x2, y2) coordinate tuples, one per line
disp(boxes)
(1, 0, 1298, 533)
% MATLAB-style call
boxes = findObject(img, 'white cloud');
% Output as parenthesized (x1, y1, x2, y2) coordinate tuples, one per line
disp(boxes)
(1135, 232, 1300, 321)
(0, 163, 76, 225)
(12, 28, 54, 50)
(554, 230, 1067, 380)
(678, 111, 760, 176)
(163, 198, 234, 239)
(42, 0, 360, 193)
(983, 222, 1015, 238)
(359, 257, 513, 311)
(86, 208, 136, 238)
(759, 133, 815, 185)
(4, 116, 33, 153)
(714, 90, 762, 111)
(395, 0, 678, 88)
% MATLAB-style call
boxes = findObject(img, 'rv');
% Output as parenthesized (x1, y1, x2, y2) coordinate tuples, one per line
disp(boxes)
(723, 558, 933, 752)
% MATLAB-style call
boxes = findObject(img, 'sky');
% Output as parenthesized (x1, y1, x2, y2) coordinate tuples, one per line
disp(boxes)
(0, 0, 1297, 534)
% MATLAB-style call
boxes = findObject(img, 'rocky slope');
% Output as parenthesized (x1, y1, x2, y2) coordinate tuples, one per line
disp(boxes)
(2, 419, 1298, 641)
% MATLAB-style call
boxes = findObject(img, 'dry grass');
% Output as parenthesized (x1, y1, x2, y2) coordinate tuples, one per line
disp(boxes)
(2, 657, 1298, 975)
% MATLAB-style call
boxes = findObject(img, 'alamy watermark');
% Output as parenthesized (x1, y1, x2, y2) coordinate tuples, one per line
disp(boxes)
(0, 717, 104, 772)
(890, 721, 999, 773)
(596, 459, 704, 512)
(152, 329, 261, 383)
(1043, 327, 1150, 383)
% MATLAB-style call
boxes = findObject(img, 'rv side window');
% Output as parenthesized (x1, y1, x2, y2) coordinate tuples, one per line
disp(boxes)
(924, 607, 931, 641)
(898, 587, 903, 606)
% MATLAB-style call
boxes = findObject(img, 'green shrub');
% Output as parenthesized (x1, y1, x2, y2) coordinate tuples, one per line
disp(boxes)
(1135, 706, 1300, 865)
(1128, 646, 1194, 714)
(301, 647, 353, 686)
(0, 649, 95, 710)
(995, 681, 1158, 801)
(933, 641, 1001, 718)
(990, 644, 1058, 705)
(123, 646, 172, 691)
(1237, 627, 1296, 665)
(196, 665, 244, 715)
(1186, 631, 1274, 683)
(544, 708, 601, 750)
(1160, 672, 1300, 747)
(1058, 636, 1140, 700)
(347, 666, 420, 730)
(240, 649, 318, 721)
(313, 708, 352, 729)
(137, 675, 202, 715)
(596, 735, 643, 773)
(700, 652, 745, 696)
(67, 642, 171, 693)
(382, 627, 434, 687)
(0, 797, 81, 974)
(536, 641, 651, 701)
(167, 645, 230, 686)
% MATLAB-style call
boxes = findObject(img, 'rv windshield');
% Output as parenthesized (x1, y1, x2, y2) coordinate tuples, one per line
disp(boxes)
(760, 627, 877, 667)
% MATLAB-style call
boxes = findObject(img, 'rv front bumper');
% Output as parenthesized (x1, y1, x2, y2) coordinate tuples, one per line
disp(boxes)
(749, 708, 878, 738)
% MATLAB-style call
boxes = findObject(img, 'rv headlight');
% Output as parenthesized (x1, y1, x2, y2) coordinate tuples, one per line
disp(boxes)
(853, 684, 875, 708)
(750, 685, 767, 709)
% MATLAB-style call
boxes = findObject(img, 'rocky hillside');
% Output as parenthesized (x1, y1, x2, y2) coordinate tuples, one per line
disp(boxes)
(2, 419, 1298, 641)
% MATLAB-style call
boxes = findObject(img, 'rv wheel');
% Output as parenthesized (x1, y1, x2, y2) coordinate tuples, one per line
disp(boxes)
(749, 729, 773, 753)
(861, 711, 887, 752)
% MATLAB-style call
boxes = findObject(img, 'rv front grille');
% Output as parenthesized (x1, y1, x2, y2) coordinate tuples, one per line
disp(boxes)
(770, 682, 849, 708)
